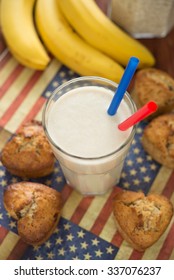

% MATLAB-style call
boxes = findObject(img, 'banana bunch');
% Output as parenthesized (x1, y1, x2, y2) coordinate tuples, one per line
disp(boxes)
(58, 0, 155, 68)
(1, 0, 155, 81)
(1, 0, 50, 70)
(35, 0, 124, 82)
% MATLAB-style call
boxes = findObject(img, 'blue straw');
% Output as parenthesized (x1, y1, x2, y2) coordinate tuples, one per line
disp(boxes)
(107, 56, 139, 116)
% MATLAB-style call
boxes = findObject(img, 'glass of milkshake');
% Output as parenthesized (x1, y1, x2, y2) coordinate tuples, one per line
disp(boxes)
(43, 76, 136, 195)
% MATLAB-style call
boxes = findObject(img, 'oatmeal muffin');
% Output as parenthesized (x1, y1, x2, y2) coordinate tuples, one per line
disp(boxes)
(113, 190, 173, 251)
(0, 120, 55, 178)
(3, 182, 62, 245)
(142, 114, 174, 168)
(132, 68, 174, 118)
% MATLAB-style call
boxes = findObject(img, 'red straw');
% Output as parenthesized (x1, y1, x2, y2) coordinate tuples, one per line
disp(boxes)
(118, 101, 158, 131)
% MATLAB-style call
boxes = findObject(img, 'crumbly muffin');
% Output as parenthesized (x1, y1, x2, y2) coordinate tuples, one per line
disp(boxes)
(113, 190, 173, 251)
(0, 120, 55, 178)
(132, 68, 174, 118)
(3, 182, 62, 245)
(142, 114, 174, 168)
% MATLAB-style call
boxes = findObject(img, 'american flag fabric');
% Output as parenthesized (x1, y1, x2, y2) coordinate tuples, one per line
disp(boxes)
(0, 51, 174, 260)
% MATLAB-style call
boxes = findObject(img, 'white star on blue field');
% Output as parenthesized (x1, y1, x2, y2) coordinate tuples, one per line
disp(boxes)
(21, 218, 118, 260)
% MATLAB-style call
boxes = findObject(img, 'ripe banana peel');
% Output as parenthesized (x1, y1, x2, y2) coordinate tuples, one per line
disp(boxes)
(1, 0, 50, 70)
(58, 0, 155, 68)
(35, 0, 124, 83)
(8, 44, 47, 71)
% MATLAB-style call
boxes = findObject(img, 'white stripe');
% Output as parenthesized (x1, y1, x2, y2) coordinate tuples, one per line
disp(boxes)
(79, 189, 112, 230)
(62, 190, 83, 220)
(35, 103, 46, 122)
(0, 68, 34, 119)
(114, 240, 133, 260)
(169, 249, 174, 260)
(99, 213, 117, 242)
(0, 56, 18, 87)
(0, 48, 9, 63)
(0, 232, 20, 260)
(5, 59, 61, 133)
(149, 166, 172, 194)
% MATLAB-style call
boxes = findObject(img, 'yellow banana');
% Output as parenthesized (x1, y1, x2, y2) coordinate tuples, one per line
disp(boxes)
(58, 0, 155, 68)
(35, 0, 124, 83)
(1, 0, 50, 70)
(8, 44, 47, 70)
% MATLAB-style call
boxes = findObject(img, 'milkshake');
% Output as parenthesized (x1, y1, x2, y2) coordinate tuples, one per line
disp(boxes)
(43, 77, 136, 195)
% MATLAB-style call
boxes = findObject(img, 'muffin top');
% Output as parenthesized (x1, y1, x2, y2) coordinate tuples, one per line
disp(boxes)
(142, 114, 174, 168)
(133, 68, 174, 115)
(0, 120, 55, 178)
(3, 181, 62, 245)
(113, 190, 173, 251)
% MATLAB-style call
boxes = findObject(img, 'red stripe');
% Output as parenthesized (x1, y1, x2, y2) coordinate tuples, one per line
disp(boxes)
(0, 71, 42, 127)
(0, 50, 11, 69)
(71, 196, 94, 224)
(0, 64, 24, 99)
(162, 171, 174, 198)
(111, 231, 123, 247)
(90, 187, 121, 235)
(157, 222, 174, 260)
(7, 238, 28, 260)
(16, 96, 46, 132)
(129, 250, 144, 260)
(61, 184, 73, 205)
(0, 226, 9, 244)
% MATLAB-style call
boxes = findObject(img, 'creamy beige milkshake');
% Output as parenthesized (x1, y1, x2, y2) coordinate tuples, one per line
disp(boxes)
(43, 77, 136, 195)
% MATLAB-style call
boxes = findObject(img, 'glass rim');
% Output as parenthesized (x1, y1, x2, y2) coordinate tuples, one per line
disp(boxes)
(42, 76, 137, 161)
